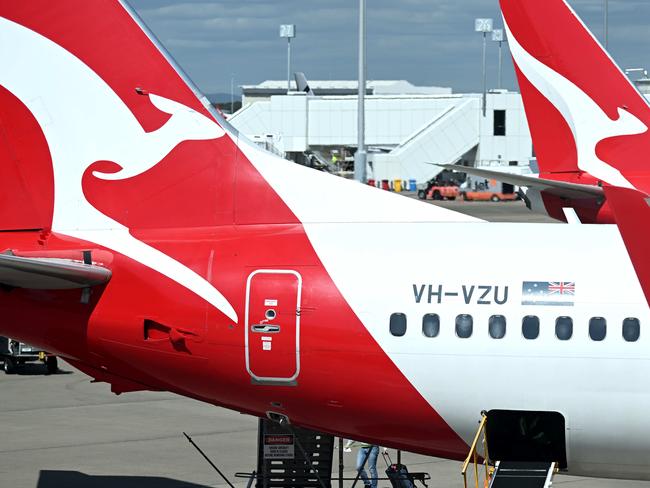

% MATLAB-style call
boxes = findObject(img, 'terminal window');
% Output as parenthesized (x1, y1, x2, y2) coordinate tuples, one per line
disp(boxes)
(390, 313, 407, 337)
(422, 313, 440, 338)
(623, 318, 640, 342)
(493, 110, 506, 136)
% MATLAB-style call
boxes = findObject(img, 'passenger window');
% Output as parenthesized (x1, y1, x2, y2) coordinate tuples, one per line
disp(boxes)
(489, 315, 506, 339)
(522, 315, 539, 340)
(623, 318, 641, 342)
(589, 317, 607, 341)
(422, 314, 440, 338)
(390, 313, 407, 337)
(555, 316, 573, 341)
(456, 314, 473, 338)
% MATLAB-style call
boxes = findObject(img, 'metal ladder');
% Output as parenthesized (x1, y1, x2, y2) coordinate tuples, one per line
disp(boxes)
(489, 461, 556, 488)
(461, 414, 557, 488)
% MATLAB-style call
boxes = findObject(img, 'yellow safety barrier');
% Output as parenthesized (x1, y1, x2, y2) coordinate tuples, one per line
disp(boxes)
(461, 414, 491, 488)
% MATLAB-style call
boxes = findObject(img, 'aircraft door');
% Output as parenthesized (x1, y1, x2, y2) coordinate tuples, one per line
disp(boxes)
(245, 270, 301, 384)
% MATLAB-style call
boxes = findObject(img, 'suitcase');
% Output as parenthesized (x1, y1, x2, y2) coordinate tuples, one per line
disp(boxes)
(383, 452, 415, 488)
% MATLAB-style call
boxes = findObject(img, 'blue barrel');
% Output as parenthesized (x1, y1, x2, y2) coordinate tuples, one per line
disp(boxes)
(409, 179, 417, 191)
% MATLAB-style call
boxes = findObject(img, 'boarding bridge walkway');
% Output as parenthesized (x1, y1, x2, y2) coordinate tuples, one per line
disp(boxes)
(371, 97, 480, 184)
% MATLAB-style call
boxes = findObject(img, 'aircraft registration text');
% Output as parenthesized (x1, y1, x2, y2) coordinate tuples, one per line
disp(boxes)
(413, 284, 509, 305)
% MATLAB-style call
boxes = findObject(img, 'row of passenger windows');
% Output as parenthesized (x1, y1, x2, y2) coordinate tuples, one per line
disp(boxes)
(389, 313, 641, 342)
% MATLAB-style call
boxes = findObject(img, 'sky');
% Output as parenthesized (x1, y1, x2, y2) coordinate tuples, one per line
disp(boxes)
(129, 0, 650, 97)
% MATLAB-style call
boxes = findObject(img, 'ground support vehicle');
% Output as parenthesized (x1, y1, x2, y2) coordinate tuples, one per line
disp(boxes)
(459, 175, 518, 202)
(0, 336, 58, 374)
(417, 184, 460, 201)
(461, 191, 519, 202)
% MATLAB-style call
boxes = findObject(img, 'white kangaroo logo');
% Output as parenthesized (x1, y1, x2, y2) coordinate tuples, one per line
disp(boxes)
(504, 17, 648, 189)
(0, 17, 237, 322)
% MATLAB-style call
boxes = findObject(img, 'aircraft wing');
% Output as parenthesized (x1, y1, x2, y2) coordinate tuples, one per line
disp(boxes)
(0, 253, 111, 290)
(436, 164, 604, 200)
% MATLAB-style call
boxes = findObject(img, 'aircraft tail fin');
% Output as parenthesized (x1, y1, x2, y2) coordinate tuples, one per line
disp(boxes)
(0, 2, 240, 235)
(500, 0, 650, 191)
(603, 186, 650, 306)
(294, 72, 315, 96)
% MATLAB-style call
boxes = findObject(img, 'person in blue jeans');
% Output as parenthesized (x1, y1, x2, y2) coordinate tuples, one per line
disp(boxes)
(346, 441, 380, 488)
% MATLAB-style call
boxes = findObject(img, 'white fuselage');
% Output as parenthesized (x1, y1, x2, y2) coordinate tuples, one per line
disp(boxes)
(238, 131, 650, 479)
(308, 221, 650, 480)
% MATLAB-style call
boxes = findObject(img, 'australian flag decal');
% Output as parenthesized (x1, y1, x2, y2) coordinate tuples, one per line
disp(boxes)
(522, 282, 575, 306)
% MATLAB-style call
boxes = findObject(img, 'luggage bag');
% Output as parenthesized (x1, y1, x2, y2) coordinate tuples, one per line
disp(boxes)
(382, 452, 415, 488)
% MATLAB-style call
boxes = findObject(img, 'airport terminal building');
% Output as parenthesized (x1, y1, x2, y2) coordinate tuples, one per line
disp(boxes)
(230, 80, 535, 184)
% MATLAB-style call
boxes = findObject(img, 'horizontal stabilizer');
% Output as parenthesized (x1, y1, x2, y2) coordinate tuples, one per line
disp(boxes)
(0, 253, 111, 290)
(436, 164, 604, 200)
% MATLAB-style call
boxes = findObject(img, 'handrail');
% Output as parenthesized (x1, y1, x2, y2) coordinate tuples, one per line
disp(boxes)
(461, 414, 491, 488)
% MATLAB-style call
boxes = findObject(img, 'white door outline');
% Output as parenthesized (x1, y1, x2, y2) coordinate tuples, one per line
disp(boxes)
(245, 269, 302, 383)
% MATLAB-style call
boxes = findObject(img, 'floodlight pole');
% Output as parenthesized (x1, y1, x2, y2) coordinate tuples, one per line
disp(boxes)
(230, 75, 234, 114)
(492, 29, 505, 90)
(482, 31, 488, 116)
(355, 0, 367, 183)
(497, 40, 503, 89)
(280, 25, 296, 94)
(476, 18, 493, 117)
(287, 37, 292, 93)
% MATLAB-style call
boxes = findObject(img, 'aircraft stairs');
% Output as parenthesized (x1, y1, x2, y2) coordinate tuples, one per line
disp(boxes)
(489, 461, 556, 488)
(371, 97, 480, 184)
(462, 414, 559, 488)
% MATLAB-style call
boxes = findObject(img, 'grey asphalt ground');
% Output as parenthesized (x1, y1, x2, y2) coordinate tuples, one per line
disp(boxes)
(1, 200, 646, 488)
(404, 193, 558, 223)
(1, 363, 648, 488)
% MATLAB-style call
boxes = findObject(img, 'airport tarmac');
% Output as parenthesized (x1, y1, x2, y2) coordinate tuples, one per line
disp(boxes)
(406, 193, 558, 223)
(0, 201, 645, 488)
(1, 363, 649, 488)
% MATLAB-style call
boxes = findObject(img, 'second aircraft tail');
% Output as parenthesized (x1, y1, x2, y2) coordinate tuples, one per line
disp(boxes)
(500, 0, 650, 193)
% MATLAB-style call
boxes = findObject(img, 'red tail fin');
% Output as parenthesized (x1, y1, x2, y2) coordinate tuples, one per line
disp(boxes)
(603, 186, 650, 306)
(500, 0, 650, 192)
(0, 2, 241, 233)
(0, 2, 300, 321)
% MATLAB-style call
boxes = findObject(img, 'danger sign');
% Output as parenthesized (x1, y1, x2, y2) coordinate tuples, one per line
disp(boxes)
(263, 434, 295, 459)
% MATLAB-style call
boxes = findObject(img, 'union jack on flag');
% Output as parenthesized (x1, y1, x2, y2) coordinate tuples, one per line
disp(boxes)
(522, 281, 575, 306)
(547, 282, 575, 295)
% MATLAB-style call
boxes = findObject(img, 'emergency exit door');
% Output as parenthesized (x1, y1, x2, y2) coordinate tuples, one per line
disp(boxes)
(245, 270, 302, 384)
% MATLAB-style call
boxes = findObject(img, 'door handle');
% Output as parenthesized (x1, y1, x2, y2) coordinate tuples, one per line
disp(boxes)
(251, 324, 280, 333)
